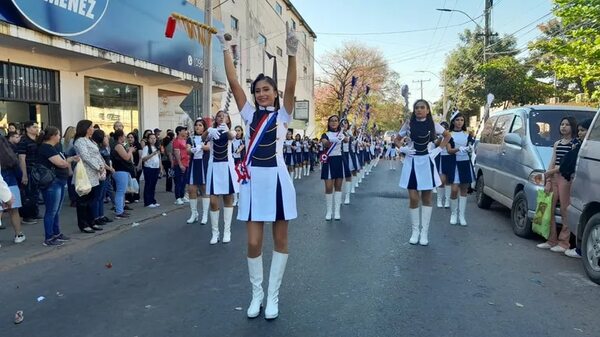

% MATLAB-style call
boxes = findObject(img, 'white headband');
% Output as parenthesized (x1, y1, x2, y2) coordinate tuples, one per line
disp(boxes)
(450, 110, 460, 122)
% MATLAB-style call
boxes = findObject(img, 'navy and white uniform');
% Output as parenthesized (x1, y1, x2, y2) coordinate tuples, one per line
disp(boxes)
(450, 131, 475, 184)
(206, 128, 239, 195)
(294, 140, 303, 165)
(341, 135, 353, 177)
(232, 138, 245, 165)
(283, 139, 295, 166)
(187, 135, 206, 185)
(321, 131, 345, 180)
(237, 103, 297, 221)
(348, 138, 359, 171)
(434, 137, 456, 178)
(302, 141, 310, 162)
(399, 121, 445, 191)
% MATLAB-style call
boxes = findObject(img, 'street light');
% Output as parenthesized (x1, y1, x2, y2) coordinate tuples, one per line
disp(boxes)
(436, 8, 483, 29)
(416, 70, 447, 118)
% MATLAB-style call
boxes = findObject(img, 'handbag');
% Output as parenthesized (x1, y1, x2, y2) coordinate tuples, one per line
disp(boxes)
(30, 164, 56, 190)
(75, 161, 92, 196)
(532, 190, 553, 239)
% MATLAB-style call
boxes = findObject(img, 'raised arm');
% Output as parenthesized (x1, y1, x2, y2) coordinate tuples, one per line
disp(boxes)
(283, 23, 299, 114)
(217, 32, 247, 110)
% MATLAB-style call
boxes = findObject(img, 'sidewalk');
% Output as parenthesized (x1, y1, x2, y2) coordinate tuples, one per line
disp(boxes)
(0, 180, 186, 271)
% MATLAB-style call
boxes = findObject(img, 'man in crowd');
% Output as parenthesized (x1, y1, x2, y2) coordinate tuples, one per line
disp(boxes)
(17, 121, 40, 224)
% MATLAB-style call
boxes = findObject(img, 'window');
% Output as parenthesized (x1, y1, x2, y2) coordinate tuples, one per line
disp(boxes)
(511, 115, 525, 136)
(588, 115, 600, 141)
(480, 116, 497, 144)
(303, 66, 307, 75)
(490, 114, 514, 145)
(291, 19, 296, 30)
(230, 16, 239, 31)
(528, 109, 596, 146)
(258, 34, 267, 47)
(85, 77, 140, 134)
(275, 2, 283, 15)
(276, 47, 283, 57)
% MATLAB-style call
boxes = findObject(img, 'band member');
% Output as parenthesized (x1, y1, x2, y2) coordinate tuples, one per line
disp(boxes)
(293, 134, 303, 179)
(446, 112, 475, 226)
(434, 121, 453, 208)
(340, 119, 354, 204)
(186, 118, 209, 224)
(232, 126, 246, 206)
(321, 115, 346, 220)
(283, 130, 295, 178)
(302, 136, 311, 176)
(395, 99, 451, 246)
(218, 23, 298, 320)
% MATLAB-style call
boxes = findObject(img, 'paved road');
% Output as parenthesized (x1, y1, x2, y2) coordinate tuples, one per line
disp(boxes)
(2, 162, 598, 337)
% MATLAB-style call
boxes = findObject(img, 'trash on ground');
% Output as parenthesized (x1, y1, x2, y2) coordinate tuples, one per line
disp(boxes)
(574, 328, 584, 332)
(132, 222, 140, 227)
(515, 302, 524, 308)
(36, 296, 45, 302)
(508, 243, 513, 246)
(529, 278, 543, 285)
(56, 291, 64, 297)
(105, 262, 113, 269)
(145, 305, 153, 309)
(162, 213, 167, 216)
(234, 307, 243, 311)
(488, 302, 495, 305)
(14, 310, 24, 324)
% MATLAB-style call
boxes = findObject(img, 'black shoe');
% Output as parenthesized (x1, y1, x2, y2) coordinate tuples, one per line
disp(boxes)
(114, 213, 129, 219)
(94, 219, 106, 226)
(80, 227, 95, 233)
(100, 216, 113, 223)
(124, 205, 133, 211)
(91, 224, 103, 231)
(22, 218, 37, 225)
(53, 233, 71, 241)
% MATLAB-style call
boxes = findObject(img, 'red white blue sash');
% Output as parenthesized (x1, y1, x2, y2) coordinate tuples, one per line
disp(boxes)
(235, 108, 278, 184)
(321, 131, 344, 163)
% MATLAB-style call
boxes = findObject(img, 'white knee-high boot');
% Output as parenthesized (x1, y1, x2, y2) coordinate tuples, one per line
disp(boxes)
(409, 207, 420, 245)
(325, 194, 333, 221)
(186, 198, 198, 224)
(200, 197, 210, 225)
(247, 255, 264, 318)
(334, 191, 342, 220)
(437, 187, 445, 208)
(450, 198, 458, 225)
(222, 206, 233, 243)
(344, 181, 351, 205)
(444, 188, 451, 208)
(264, 251, 288, 320)
(419, 206, 433, 246)
(209, 210, 220, 245)
(351, 178, 356, 193)
(459, 196, 468, 226)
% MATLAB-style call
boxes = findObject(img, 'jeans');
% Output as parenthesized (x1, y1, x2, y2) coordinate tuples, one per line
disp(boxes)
(163, 160, 173, 192)
(174, 165, 187, 199)
(41, 179, 66, 240)
(113, 171, 129, 215)
(92, 179, 107, 219)
(143, 167, 160, 206)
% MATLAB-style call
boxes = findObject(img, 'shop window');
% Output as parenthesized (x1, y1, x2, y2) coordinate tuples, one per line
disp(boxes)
(85, 77, 140, 134)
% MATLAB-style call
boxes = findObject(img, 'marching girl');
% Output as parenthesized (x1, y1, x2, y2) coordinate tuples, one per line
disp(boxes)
(302, 137, 311, 176)
(446, 112, 475, 226)
(348, 128, 360, 193)
(218, 23, 298, 320)
(283, 130, 295, 179)
(362, 135, 372, 178)
(321, 115, 347, 221)
(232, 125, 246, 206)
(293, 134, 303, 179)
(186, 118, 210, 224)
(388, 142, 398, 170)
(204, 110, 239, 244)
(434, 121, 452, 208)
(356, 135, 365, 186)
(395, 99, 451, 246)
(340, 119, 354, 204)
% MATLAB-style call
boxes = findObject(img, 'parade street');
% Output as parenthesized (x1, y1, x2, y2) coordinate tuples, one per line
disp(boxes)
(2, 164, 598, 337)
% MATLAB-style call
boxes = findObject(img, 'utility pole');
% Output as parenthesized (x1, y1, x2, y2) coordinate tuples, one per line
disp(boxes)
(202, 0, 213, 118)
(412, 78, 431, 99)
(483, 0, 492, 62)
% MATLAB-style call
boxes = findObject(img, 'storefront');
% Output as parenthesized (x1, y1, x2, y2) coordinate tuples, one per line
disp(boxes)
(0, 61, 61, 133)
(85, 77, 140, 134)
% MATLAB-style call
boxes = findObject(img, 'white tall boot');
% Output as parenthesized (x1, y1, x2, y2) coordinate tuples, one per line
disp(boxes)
(449, 198, 458, 225)
(296, 167, 301, 180)
(409, 207, 420, 245)
(351, 178, 356, 194)
(344, 182, 351, 205)
(459, 196, 468, 226)
(222, 207, 234, 243)
(444, 188, 451, 208)
(334, 191, 342, 220)
(247, 255, 264, 318)
(437, 187, 445, 208)
(186, 198, 199, 224)
(200, 198, 210, 225)
(325, 194, 333, 221)
(419, 206, 433, 246)
(209, 210, 220, 245)
(305, 164, 309, 176)
(264, 251, 288, 320)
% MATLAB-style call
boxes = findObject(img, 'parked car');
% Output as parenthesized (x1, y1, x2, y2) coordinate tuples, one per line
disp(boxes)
(473, 105, 596, 237)
(567, 108, 600, 285)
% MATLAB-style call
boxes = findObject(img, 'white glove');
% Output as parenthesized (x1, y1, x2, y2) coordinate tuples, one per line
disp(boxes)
(217, 123, 229, 132)
(400, 146, 416, 157)
(459, 146, 471, 154)
(336, 133, 345, 141)
(208, 128, 220, 140)
(216, 30, 229, 51)
(286, 22, 299, 56)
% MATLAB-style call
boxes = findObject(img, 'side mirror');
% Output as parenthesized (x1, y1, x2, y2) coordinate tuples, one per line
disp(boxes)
(504, 133, 522, 147)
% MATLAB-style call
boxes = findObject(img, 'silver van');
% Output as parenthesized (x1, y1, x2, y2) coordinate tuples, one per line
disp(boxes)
(474, 105, 597, 237)
(567, 109, 600, 285)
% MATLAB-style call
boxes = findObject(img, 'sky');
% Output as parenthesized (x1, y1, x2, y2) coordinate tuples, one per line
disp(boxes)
(292, 0, 554, 104)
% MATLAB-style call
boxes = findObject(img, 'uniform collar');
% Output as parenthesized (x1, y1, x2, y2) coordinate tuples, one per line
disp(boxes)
(258, 106, 276, 111)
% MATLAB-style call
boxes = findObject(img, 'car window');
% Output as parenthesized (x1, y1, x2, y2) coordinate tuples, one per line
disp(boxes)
(480, 116, 498, 144)
(511, 115, 525, 136)
(529, 109, 596, 146)
(588, 115, 600, 141)
(490, 115, 514, 145)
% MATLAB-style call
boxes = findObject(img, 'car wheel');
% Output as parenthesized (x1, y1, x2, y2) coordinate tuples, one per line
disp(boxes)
(581, 213, 600, 285)
(511, 191, 532, 238)
(476, 175, 493, 209)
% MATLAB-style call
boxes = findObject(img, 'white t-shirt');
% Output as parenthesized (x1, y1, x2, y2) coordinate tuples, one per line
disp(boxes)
(142, 145, 161, 169)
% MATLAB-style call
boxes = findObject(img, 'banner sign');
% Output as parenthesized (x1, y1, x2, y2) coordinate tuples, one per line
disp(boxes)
(0, 61, 60, 103)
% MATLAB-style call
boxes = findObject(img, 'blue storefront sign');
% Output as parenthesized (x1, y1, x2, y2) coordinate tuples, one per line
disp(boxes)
(0, 0, 225, 84)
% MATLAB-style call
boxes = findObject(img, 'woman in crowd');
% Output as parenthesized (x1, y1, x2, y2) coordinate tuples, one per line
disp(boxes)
(91, 130, 114, 226)
(63, 126, 78, 206)
(0, 136, 26, 244)
(74, 120, 106, 233)
(537, 116, 579, 253)
(204, 110, 238, 244)
(218, 22, 298, 319)
(111, 130, 136, 219)
(126, 132, 142, 203)
(161, 131, 175, 193)
(321, 115, 347, 221)
(141, 132, 163, 208)
(186, 119, 209, 224)
(395, 99, 451, 246)
(37, 126, 79, 245)
(172, 126, 190, 205)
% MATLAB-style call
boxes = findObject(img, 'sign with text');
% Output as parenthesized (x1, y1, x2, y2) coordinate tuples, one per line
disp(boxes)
(0, 61, 60, 103)
(294, 100, 309, 121)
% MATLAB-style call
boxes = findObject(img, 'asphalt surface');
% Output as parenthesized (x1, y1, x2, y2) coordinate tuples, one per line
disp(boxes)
(2, 161, 598, 337)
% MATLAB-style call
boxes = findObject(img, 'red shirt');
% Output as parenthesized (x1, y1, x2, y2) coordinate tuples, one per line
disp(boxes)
(173, 138, 190, 167)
